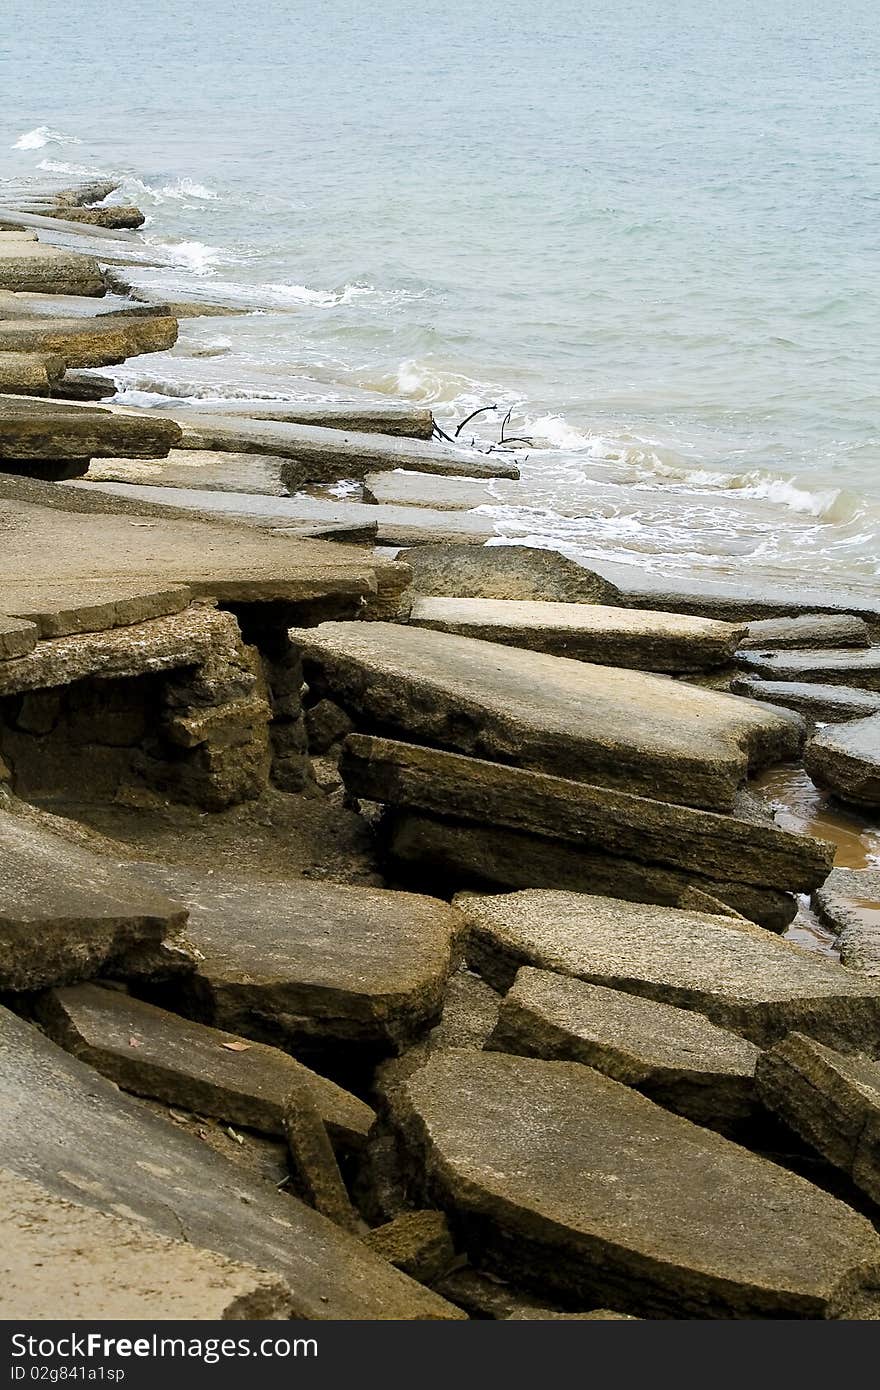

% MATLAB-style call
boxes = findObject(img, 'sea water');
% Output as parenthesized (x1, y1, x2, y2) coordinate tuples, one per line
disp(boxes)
(1, 0, 879, 587)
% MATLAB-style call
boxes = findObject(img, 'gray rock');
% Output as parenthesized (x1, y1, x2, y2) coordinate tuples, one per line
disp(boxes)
(281, 1081, 361, 1232)
(813, 867, 880, 977)
(404, 543, 620, 604)
(305, 699, 354, 754)
(736, 647, 880, 691)
(740, 615, 870, 649)
(489, 967, 760, 1133)
(455, 888, 880, 1049)
(805, 715, 880, 807)
(408, 596, 745, 672)
(36, 983, 374, 1153)
(0, 1169, 292, 1320)
(178, 400, 434, 439)
(0, 1007, 461, 1319)
(0, 241, 105, 296)
(0, 809, 185, 991)
(756, 1033, 880, 1206)
(3, 580, 191, 639)
(395, 1048, 880, 1317)
(293, 621, 802, 812)
(87, 449, 305, 497)
(731, 678, 880, 723)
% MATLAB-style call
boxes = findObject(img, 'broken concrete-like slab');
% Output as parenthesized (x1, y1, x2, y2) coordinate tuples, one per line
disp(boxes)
(0, 241, 106, 296)
(395, 1048, 880, 1317)
(133, 862, 460, 1056)
(364, 1210, 457, 1284)
(0, 314, 178, 368)
(36, 983, 375, 1153)
(740, 614, 870, 650)
(731, 678, 880, 724)
(489, 967, 759, 1133)
(408, 596, 746, 672)
(736, 646, 880, 691)
(0, 351, 66, 396)
(813, 867, 880, 978)
(404, 542, 621, 604)
(87, 448, 304, 497)
(0, 1169, 292, 1320)
(340, 735, 832, 893)
(293, 621, 803, 811)
(0, 809, 185, 991)
(179, 400, 434, 439)
(756, 1033, 880, 1206)
(0, 397, 181, 462)
(281, 1081, 362, 1232)
(0, 614, 38, 660)
(805, 715, 880, 808)
(0, 1008, 461, 1319)
(455, 888, 880, 1049)
(2, 580, 191, 639)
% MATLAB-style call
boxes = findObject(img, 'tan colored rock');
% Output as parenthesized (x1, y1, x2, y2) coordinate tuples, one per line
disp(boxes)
(364, 1211, 457, 1283)
(0, 396, 181, 462)
(404, 542, 620, 603)
(741, 614, 870, 650)
(0, 351, 66, 395)
(0, 614, 38, 660)
(0, 241, 106, 296)
(3, 580, 191, 639)
(0, 314, 178, 368)
(281, 1081, 361, 1232)
(805, 715, 880, 808)
(813, 867, 880, 977)
(737, 646, 880, 690)
(181, 400, 434, 438)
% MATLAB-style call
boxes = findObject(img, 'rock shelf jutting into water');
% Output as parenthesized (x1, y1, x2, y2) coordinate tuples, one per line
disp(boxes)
(1, 171, 880, 1324)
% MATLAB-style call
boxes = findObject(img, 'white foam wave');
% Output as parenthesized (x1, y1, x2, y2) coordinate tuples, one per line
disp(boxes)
(261, 281, 375, 307)
(116, 176, 219, 205)
(14, 126, 82, 150)
(523, 414, 596, 450)
(724, 472, 840, 517)
(143, 238, 224, 276)
(36, 157, 102, 177)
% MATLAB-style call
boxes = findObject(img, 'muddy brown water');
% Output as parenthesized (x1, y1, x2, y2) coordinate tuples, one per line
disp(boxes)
(752, 764, 880, 956)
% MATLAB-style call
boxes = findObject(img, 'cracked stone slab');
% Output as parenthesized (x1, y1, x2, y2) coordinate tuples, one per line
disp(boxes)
(0, 809, 186, 991)
(2, 580, 191, 638)
(805, 715, 880, 808)
(404, 543, 621, 603)
(455, 888, 880, 1050)
(0, 614, 38, 660)
(0, 396, 181, 461)
(731, 678, 880, 724)
(394, 1048, 880, 1318)
(0, 242, 106, 296)
(736, 646, 880, 691)
(293, 621, 802, 811)
(0, 1008, 461, 1320)
(813, 867, 880, 977)
(0, 314, 178, 368)
(740, 615, 870, 650)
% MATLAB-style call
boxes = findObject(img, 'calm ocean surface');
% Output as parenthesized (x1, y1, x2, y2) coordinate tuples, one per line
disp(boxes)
(2, 0, 879, 587)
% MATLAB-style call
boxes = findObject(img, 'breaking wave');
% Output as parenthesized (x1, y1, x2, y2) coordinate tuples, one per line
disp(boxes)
(13, 126, 82, 150)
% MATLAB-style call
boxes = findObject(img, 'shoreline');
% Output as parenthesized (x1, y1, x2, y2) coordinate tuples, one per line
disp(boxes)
(1, 173, 880, 1321)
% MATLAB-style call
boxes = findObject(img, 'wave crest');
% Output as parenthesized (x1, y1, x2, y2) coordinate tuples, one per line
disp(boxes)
(13, 126, 82, 150)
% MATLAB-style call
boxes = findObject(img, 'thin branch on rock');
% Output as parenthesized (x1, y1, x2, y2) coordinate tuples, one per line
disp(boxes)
(454, 404, 498, 437)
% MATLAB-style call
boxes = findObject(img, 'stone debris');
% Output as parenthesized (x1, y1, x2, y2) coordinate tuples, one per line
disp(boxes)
(456, 888, 880, 1049)
(1, 579, 191, 639)
(805, 715, 880, 808)
(364, 1210, 457, 1284)
(731, 677, 880, 724)
(408, 596, 745, 672)
(0, 615, 38, 660)
(404, 542, 620, 603)
(0, 350, 66, 395)
(756, 1033, 880, 1206)
(813, 867, 880, 977)
(0, 1169, 292, 1320)
(281, 1080, 362, 1232)
(394, 1049, 880, 1318)
(294, 621, 802, 811)
(737, 646, 880, 691)
(489, 967, 760, 1133)
(740, 614, 870, 649)
(37, 983, 374, 1153)
(0, 241, 106, 296)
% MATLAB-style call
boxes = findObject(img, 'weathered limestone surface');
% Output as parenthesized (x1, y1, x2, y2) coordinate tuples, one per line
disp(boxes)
(364, 1211, 457, 1284)
(179, 401, 435, 438)
(0, 1170, 292, 1320)
(172, 416, 519, 483)
(293, 622, 803, 811)
(813, 867, 880, 978)
(736, 647, 880, 691)
(0, 615, 38, 660)
(44, 205, 146, 229)
(0, 1009, 461, 1319)
(0, 242, 106, 296)
(88, 449, 304, 496)
(756, 1034, 880, 1205)
(2, 580, 191, 639)
(731, 678, 880, 724)
(408, 596, 746, 672)
(0, 396, 181, 462)
(341, 736, 831, 891)
(0, 204, 141, 242)
(456, 889, 880, 1049)
(37, 984, 375, 1153)
(395, 1049, 880, 1318)
(0, 809, 185, 990)
(404, 543, 621, 604)
(0, 351, 66, 395)
(0, 314, 178, 368)
(281, 1082, 361, 1232)
(741, 614, 870, 650)
(133, 862, 460, 1054)
(805, 715, 880, 808)
(384, 812, 798, 930)
(489, 967, 760, 1132)
(364, 471, 517, 510)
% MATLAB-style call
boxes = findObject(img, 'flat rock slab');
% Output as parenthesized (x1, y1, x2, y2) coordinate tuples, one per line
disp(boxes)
(293, 621, 802, 811)
(395, 1049, 880, 1317)
(0, 397, 181, 461)
(404, 543, 621, 603)
(756, 1033, 880, 1206)
(805, 715, 880, 808)
(0, 314, 178, 368)
(813, 867, 880, 977)
(741, 614, 870, 650)
(736, 647, 880, 691)
(0, 351, 66, 395)
(0, 1008, 460, 1319)
(88, 449, 303, 497)
(408, 597, 745, 673)
(455, 888, 880, 1049)
(489, 966, 759, 1132)
(732, 678, 880, 724)
(0, 809, 185, 991)
(38, 983, 375, 1153)
(133, 862, 459, 1054)
(364, 471, 521, 510)
(0, 242, 105, 296)
(173, 416, 519, 484)
(0, 1169, 291, 1319)
(180, 401, 434, 439)
(2, 579, 191, 638)
(340, 735, 832, 892)
(0, 614, 38, 660)
(73, 481, 515, 545)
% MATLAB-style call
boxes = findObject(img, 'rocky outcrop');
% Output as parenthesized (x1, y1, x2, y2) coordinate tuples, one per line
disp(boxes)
(176, 400, 435, 438)
(813, 867, 880, 977)
(805, 715, 880, 808)
(0, 314, 178, 368)
(0, 242, 106, 296)
(0, 350, 66, 395)
(403, 542, 621, 603)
